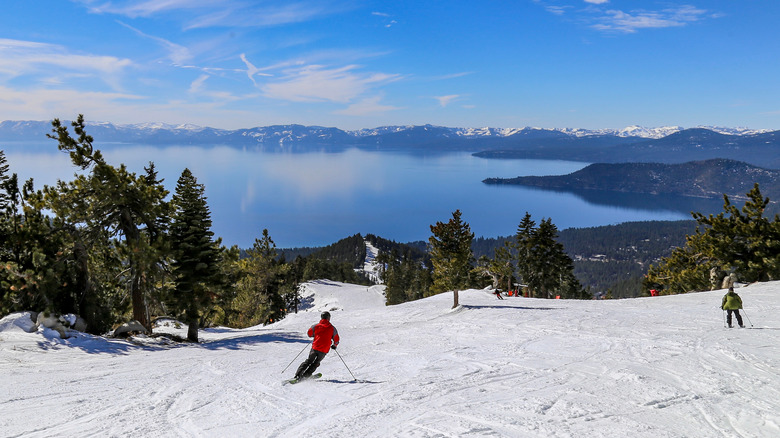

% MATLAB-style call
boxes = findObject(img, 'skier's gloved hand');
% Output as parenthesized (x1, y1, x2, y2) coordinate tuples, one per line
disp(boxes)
(331, 344, 337, 350)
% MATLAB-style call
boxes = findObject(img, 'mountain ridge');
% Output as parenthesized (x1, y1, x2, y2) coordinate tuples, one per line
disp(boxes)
(483, 158, 780, 202)
(3, 120, 778, 167)
(0, 119, 772, 142)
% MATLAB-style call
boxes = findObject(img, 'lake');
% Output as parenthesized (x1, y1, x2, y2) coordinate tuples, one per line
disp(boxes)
(3, 144, 721, 248)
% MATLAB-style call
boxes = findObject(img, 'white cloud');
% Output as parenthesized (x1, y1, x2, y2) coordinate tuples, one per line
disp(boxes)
(0, 38, 132, 88)
(433, 72, 474, 81)
(80, 0, 230, 18)
(239, 54, 273, 87)
(592, 6, 709, 33)
(81, 0, 348, 29)
(189, 74, 209, 93)
(546, 6, 569, 16)
(116, 21, 192, 64)
(434, 95, 460, 108)
(584, 0, 609, 4)
(0, 85, 143, 121)
(262, 64, 400, 103)
(334, 95, 400, 116)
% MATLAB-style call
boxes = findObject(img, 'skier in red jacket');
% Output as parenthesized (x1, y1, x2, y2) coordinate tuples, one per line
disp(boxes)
(294, 311, 340, 380)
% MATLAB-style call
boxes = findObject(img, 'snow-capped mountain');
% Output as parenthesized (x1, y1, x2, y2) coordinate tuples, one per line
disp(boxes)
(2, 119, 778, 167)
(0, 119, 772, 143)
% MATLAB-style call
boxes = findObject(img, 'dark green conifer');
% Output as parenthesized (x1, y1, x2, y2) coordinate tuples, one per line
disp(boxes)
(170, 168, 222, 342)
(429, 209, 475, 308)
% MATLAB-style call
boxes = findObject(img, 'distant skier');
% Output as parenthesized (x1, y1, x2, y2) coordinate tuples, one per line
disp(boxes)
(494, 289, 504, 300)
(294, 311, 340, 381)
(721, 287, 744, 328)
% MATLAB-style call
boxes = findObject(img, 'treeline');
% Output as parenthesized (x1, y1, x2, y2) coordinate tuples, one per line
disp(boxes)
(378, 210, 589, 307)
(470, 221, 697, 297)
(645, 184, 780, 294)
(0, 116, 366, 340)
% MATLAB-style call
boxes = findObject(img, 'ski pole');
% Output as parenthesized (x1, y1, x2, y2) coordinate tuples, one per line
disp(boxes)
(742, 309, 754, 328)
(281, 343, 310, 374)
(722, 309, 727, 328)
(333, 347, 357, 381)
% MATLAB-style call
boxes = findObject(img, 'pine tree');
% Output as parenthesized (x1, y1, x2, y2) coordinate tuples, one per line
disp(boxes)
(515, 212, 536, 297)
(646, 184, 780, 294)
(47, 115, 170, 332)
(169, 168, 222, 342)
(231, 229, 290, 327)
(429, 209, 475, 308)
(0, 150, 10, 210)
(515, 213, 585, 299)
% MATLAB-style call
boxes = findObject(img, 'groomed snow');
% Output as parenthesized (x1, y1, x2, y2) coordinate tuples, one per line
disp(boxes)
(2, 281, 779, 437)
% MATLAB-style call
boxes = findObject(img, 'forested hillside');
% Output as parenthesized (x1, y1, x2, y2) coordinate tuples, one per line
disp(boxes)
(473, 220, 697, 298)
(484, 159, 780, 204)
(281, 221, 697, 299)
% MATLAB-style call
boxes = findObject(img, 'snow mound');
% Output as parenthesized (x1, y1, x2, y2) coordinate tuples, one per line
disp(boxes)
(298, 279, 386, 314)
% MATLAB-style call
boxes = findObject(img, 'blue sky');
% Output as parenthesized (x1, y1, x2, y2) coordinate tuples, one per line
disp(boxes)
(1, 0, 778, 130)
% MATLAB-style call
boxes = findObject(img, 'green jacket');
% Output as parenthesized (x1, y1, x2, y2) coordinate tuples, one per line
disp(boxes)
(722, 291, 743, 310)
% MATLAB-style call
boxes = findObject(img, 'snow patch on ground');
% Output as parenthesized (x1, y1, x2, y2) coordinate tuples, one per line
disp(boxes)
(2, 281, 780, 437)
(361, 239, 382, 284)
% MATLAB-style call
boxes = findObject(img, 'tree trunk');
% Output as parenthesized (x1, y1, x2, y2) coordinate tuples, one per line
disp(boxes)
(122, 211, 150, 332)
(452, 289, 459, 309)
(187, 316, 199, 343)
(130, 265, 150, 331)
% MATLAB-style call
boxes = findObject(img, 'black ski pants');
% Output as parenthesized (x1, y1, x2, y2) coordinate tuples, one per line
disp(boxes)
(726, 309, 744, 327)
(295, 349, 327, 379)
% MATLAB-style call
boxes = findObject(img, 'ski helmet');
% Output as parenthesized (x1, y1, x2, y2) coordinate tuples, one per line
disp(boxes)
(321, 311, 331, 321)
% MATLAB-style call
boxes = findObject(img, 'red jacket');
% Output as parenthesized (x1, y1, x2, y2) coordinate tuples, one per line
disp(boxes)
(308, 319, 339, 353)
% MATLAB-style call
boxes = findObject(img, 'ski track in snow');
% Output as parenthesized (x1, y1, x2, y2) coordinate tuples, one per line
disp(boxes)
(2, 281, 780, 437)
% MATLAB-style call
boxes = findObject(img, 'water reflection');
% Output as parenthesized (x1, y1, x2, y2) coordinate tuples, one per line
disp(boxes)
(2, 144, 717, 248)
(535, 187, 726, 217)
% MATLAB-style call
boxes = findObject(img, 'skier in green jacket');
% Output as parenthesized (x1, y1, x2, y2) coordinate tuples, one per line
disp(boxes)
(721, 287, 744, 328)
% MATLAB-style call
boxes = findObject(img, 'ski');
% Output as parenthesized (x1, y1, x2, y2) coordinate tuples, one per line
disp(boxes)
(283, 373, 322, 385)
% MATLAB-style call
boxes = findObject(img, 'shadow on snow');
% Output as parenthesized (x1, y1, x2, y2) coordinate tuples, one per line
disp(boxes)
(48, 329, 309, 356)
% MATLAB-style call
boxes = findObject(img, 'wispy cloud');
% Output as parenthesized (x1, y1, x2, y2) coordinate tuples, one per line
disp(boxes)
(262, 64, 400, 103)
(78, 0, 216, 17)
(116, 21, 191, 64)
(335, 95, 400, 116)
(239, 54, 273, 87)
(434, 95, 460, 108)
(545, 6, 568, 16)
(591, 5, 710, 33)
(0, 38, 132, 89)
(0, 85, 142, 121)
(535, 2, 713, 34)
(371, 11, 397, 27)
(81, 0, 349, 29)
(188, 74, 209, 93)
(433, 72, 474, 81)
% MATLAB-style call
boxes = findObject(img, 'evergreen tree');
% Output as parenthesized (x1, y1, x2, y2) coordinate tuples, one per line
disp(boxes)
(515, 213, 586, 299)
(491, 242, 515, 291)
(0, 174, 81, 319)
(231, 229, 290, 327)
(646, 184, 780, 293)
(169, 168, 222, 342)
(0, 150, 10, 210)
(693, 184, 780, 282)
(47, 115, 170, 332)
(429, 209, 475, 308)
(378, 248, 432, 305)
(515, 212, 536, 297)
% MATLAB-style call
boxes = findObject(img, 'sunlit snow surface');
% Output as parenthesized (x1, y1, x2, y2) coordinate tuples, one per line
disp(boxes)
(2, 281, 780, 437)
